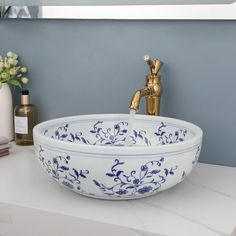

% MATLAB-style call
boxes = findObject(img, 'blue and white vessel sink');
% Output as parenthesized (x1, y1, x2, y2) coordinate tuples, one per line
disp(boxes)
(33, 114, 203, 200)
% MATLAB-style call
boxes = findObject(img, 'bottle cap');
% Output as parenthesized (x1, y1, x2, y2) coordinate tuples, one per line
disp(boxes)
(21, 90, 29, 95)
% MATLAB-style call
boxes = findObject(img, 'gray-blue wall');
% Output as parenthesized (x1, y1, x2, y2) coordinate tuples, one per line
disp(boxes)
(0, 19, 235, 166)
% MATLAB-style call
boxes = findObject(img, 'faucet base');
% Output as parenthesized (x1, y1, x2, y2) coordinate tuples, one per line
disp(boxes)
(146, 96, 161, 116)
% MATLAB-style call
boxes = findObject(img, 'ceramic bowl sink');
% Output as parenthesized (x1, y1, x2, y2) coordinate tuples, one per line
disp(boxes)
(33, 114, 203, 200)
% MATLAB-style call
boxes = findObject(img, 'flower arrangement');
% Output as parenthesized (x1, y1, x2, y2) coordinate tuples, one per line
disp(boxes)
(0, 51, 28, 89)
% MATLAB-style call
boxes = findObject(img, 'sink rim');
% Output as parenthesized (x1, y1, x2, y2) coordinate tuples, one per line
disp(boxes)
(33, 114, 203, 155)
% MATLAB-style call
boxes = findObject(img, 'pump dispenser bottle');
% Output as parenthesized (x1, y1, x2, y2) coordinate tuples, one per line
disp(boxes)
(14, 90, 38, 146)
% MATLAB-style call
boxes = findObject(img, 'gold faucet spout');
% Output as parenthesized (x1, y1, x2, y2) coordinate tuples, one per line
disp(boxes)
(129, 86, 151, 111)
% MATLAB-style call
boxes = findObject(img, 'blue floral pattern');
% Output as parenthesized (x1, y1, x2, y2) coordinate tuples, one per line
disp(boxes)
(155, 122, 187, 145)
(88, 121, 127, 146)
(49, 124, 86, 143)
(93, 158, 178, 197)
(130, 130, 151, 146)
(46, 121, 151, 146)
(192, 146, 201, 165)
(44, 121, 188, 147)
(181, 171, 186, 180)
(38, 146, 89, 191)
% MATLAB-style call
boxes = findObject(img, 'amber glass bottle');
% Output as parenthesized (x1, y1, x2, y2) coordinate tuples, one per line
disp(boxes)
(14, 90, 38, 146)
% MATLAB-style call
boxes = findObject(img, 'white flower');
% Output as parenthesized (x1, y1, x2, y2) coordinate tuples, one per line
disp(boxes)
(7, 51, 14, 58)
(10, 68, 17, 76)
(144, 55, 150, 62)
(8, 58, 15, 65)
(1, 72, 7, 79)
(13, 54, 18, 59)
(20, 67, 27, 73)
(8, 58, 18, 66)
(4, 62, 10, 68)
(21, 77, 28, 84)
(13, 59, 18, 66)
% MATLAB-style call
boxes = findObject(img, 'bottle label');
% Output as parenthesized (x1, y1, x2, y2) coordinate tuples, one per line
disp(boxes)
(14, 116, 28, 134)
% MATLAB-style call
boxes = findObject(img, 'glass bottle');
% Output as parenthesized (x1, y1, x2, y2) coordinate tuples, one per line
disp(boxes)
(14, 90, 38, 146)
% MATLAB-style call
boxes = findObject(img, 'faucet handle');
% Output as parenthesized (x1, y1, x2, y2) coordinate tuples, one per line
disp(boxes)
(144, 55, 163, 76)
(144, 55, 150, 62)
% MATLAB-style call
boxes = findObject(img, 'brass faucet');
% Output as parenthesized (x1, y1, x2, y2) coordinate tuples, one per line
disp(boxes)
(129, 55, 164, 116)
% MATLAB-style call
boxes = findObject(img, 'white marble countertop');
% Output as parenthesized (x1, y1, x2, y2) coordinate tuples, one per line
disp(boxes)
(0, 144, 236, 236)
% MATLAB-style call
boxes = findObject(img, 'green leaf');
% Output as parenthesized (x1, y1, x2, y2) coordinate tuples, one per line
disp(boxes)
(9, 80, 22, 88)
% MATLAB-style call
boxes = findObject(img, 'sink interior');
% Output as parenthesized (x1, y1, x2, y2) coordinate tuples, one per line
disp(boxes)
(41, 116, 195, 147)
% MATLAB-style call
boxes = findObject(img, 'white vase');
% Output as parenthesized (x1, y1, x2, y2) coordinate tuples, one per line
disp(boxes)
(0, 83, 13, 141)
